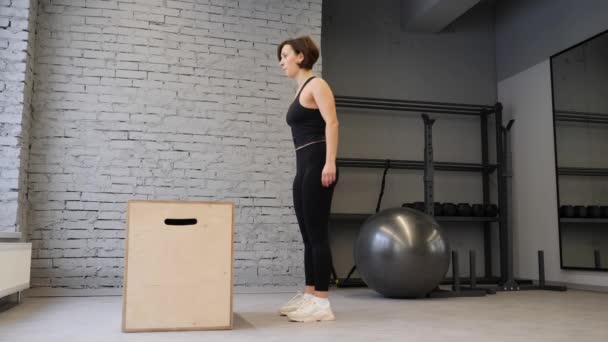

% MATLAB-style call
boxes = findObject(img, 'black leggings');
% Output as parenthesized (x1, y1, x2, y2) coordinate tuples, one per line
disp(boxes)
(293, 142, 338, 292)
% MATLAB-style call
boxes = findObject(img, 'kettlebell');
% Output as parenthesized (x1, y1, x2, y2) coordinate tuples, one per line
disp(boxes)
(560, 205, 574, 218)
(574, 205, 587, 218)
(457, 203, 472, 217)
(601, 206, 608, 218)
(434, 202, 443, 216)
(472, 204, 485, 217)
(588, 205, 602, 218)
(484, 204, 498, 217)
(443, 203, 457, 216)
(413, 201, 425, 212)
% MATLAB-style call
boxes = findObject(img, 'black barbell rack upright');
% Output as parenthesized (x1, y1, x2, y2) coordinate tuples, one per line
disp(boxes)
(421, 114, 435, 216)
(480, 109, 493, 278)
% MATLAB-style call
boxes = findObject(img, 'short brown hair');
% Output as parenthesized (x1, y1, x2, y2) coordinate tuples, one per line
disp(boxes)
(277, 36, 319, 70)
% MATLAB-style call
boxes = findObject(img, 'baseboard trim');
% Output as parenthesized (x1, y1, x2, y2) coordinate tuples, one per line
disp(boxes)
(560, 282, 608, 293)
(24, 285, 300, 297)
(25, 282, 607, 298)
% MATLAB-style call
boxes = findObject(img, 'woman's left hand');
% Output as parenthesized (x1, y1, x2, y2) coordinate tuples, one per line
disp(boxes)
(322, 162, 337, 187)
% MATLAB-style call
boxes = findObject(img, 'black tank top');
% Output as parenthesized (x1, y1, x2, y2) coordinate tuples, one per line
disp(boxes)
(286, 76, 325, 148)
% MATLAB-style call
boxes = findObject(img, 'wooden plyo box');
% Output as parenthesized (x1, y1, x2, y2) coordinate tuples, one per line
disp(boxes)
(122, 200, 234, 332)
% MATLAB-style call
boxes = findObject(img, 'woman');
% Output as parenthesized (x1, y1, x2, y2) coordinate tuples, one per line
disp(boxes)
(277, 36, 339, 323)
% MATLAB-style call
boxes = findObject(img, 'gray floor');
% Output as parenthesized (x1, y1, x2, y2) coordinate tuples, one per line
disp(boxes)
(1, 287, 607, 342)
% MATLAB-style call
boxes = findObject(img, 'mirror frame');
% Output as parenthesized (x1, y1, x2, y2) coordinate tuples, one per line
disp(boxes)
(550, 28, 608, 272)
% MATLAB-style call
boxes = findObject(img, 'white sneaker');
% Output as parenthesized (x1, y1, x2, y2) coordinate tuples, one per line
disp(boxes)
(279, 292, 309, 316)
(287, 298, 335, 322)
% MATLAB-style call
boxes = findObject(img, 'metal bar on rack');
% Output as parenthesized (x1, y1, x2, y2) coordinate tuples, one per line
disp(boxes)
(556, 118, 608, 125)
(334, 96, 495, 117)
(494, 103, 508, 284)
(336, 158, 496, 172)
(554, 110, 608, 125)
(557, 167, 608, 176)
(422, 114, 435, 215)
(555, 117, 608, 124)
(452, 251, 461, 291)
(514, 250, 567, 292)
(538, 251, 545, 287)
(334, 103, 484, 116)
(481, 110, 492, 278)
(469, 250, 477, 289)
(335, 95, 494, 111)
(555, 110, 608, 117)
(501, 118, 517, 290)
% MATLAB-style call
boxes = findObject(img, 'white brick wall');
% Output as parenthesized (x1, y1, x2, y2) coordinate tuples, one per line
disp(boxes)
(0, 0, 37, 234)
(28, 0, 322, 288)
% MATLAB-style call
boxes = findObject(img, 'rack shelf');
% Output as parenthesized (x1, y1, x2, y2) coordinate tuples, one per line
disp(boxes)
(557, 167, 608, 176)
(330, 213, 499, 223)
(337, 158, 497, 173)
(438, 216, 499, 223)
(335, 96, 495, 116)
(555, 110, 608, 125)
(560, 218, 608, 224)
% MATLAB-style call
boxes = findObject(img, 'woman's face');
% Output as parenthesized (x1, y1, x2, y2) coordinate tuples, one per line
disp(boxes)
(279, 44, 303, 78)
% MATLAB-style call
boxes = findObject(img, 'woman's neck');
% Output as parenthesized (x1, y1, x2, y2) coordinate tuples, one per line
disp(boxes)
(295, 70, 314, 87)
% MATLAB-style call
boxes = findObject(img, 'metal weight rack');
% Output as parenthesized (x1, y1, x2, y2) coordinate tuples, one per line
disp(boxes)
(328, 96, 521, 290)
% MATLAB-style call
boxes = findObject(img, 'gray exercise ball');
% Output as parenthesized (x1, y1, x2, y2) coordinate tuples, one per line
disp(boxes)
(354, 207, 450, 298)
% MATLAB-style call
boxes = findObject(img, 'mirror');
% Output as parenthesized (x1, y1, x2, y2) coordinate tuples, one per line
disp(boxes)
(551, 29, 608, 271)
